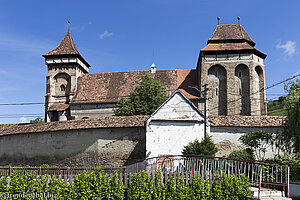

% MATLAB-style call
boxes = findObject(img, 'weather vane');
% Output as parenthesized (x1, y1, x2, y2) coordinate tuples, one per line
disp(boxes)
(238, 17, 240, 24)
(217, 17, 220, 25)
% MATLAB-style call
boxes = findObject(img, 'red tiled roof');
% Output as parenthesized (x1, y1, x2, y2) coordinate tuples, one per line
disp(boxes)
(208, 24, 255, 46)
(0, 115, 148, 136)
(48, 103, 70, 111)
(202, 42, 255, 51)
(202, 24, 266, 58)
(43, 31, 79, 56)
(210, 115, 285, 127)
(71, 69, 199, 104)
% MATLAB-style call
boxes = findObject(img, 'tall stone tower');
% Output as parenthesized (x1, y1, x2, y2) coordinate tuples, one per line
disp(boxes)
(42, 29, 90, 122)
(197, 24, 267, 116)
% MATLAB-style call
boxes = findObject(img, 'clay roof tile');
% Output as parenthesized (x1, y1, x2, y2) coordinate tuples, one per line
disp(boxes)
(43, 31, 80, 57)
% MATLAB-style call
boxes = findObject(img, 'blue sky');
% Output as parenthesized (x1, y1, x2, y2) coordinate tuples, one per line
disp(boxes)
(0, 0, 299, 124)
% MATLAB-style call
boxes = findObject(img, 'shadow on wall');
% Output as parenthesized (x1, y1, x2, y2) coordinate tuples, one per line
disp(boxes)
(0, 127, 146, 167)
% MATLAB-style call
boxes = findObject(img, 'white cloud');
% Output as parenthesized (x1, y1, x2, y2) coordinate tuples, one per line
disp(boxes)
(100, 31, 113, 39)
(276, 41, 297, 56)
(19, 116, 27, 123)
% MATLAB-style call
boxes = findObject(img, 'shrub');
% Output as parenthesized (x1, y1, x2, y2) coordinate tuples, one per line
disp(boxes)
(227, 149, 254, 160)
(189, 175, 211, 199)
(0, 176, 8, 194)
(182, 136, 218, 156)
(212, 174, 252, 200)
(239, 130, 274, 160)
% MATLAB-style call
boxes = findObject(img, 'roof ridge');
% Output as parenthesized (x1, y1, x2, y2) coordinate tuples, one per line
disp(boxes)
(84, 69, 187, 75)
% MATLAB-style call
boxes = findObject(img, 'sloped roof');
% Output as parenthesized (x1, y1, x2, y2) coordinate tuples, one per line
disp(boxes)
(201, 24, 266, 58)
(70, 69, 199, 104)
(43, 31, 80, 56)
(48, 103, 69, 112)
(0, 116, 148, 137)
(208, 24, 255, 46)
(210, 115, 285, 127)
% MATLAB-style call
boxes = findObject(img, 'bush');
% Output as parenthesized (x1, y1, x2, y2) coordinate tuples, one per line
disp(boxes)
(239, 130, 274, 160)
(212, 174, 252, 200)
(227, 149, 254, 160)
(274, 153, 300, 181)
(189, 175, 211, 199)
(0, 169, 252, 199)
(182, 136, 218, 156)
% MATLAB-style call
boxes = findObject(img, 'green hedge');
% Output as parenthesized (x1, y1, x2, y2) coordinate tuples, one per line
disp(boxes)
(0, 170, 252, 200)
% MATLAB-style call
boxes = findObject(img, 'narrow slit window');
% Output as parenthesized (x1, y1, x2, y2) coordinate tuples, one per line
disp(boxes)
(239, 71, 242, 77)
(60, 84, 66, 91)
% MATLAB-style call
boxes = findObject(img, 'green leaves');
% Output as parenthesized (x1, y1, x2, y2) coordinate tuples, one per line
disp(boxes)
(239, 131, 274, 160)
(227, 149, 254, 160)
(182, 137, 218, 156)
(212, 174, 251, 200)
(0, 170, 252, 200)
(280, 78, 300, 153)
(128, 172, 251, 200)
(115, 74, 168, 116)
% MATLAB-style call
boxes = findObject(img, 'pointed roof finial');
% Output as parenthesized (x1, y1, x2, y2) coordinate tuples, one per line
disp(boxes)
(68, 18, 70, 32)
(237, 17, 240, 24)
(217, 17, 220, 25)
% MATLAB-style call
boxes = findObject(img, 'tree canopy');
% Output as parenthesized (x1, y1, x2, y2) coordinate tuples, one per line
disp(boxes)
(30, 117, 45, 123)
(114, 74, 168, 116)
(276, 78, 300, 153)
(239, 130, 273, 160)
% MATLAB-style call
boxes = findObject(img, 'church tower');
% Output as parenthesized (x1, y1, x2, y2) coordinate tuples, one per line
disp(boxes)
(42, 26, 90, 122)
(197, 24, 267, 116)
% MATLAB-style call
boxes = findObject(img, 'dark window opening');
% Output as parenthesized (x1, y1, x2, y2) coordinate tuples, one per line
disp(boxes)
(60, 85, 66, 91)
(239, 71, 242, 77)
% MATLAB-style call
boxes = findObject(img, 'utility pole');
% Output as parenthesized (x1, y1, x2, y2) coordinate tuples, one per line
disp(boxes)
(188, 84, 209, 138)
(202, 84, 208, 138)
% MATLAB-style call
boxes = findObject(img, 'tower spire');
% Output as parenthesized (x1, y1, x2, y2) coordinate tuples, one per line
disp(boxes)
(217, 17, 220, 25)
(237, 17, 240, 24)
(68, 18, 70, 32)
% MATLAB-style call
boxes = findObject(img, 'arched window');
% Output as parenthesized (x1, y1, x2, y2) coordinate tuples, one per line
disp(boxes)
(208, 65, 227, 115)
(254, 66, 265, 115)
(54, 73, 71, 96)
(235, 64, 250, 115)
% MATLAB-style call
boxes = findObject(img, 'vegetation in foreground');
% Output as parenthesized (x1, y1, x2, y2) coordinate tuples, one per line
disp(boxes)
(0, 169, 252, 200)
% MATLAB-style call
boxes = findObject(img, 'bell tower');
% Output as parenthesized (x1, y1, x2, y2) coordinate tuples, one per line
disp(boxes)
(42, 23, 90, 122)
(197, 23, 267, 116)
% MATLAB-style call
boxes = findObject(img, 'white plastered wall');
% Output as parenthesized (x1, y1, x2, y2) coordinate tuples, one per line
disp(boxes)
(146, 92, 205, 158)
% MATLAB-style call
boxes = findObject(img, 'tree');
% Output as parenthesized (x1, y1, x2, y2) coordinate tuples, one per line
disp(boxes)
(30, 117, 45, 123)
(276, 78, 300, 153)
(239, 130, 274, 160)
(115, 74, 168, 116)
(182, 137, 218, 156)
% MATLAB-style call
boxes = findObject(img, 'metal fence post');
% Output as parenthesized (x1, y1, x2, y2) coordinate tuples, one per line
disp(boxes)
(192, 157, 195, 176)
(258, 165, 262, 199)
(287, 166, 290, 198)
(218, 159, 221, 175)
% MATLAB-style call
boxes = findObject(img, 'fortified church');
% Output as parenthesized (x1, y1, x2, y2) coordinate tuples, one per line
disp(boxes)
(43, 23, 267, 122)
(0, 22, 284, 167)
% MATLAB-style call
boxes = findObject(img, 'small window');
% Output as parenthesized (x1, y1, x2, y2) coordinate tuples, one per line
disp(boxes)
(239, 87, 242, 95)
(216, 88, 218, 96)
(60, 85, 66, 91)
(238, 71, 242, 77)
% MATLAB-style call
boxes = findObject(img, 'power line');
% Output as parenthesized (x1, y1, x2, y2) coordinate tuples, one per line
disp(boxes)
(208, 73, 300, 112)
